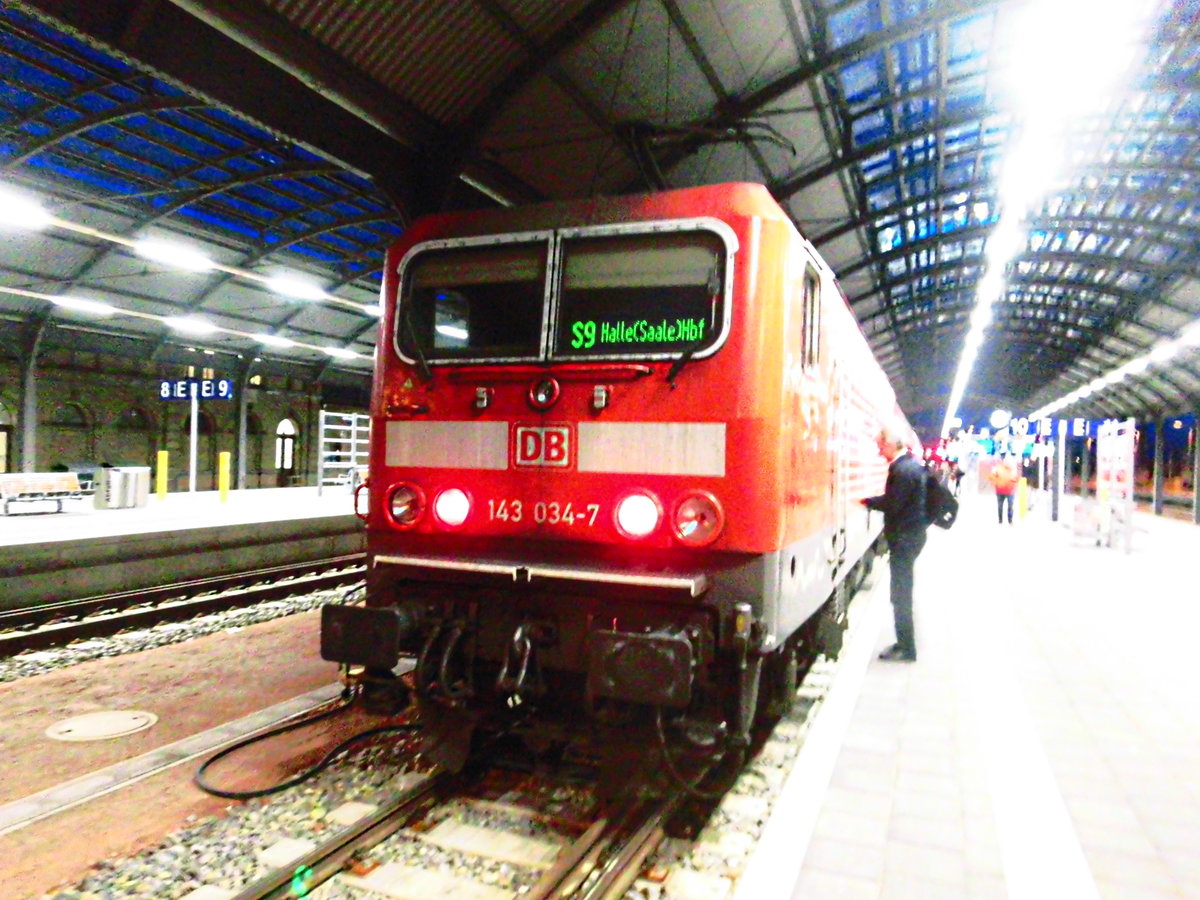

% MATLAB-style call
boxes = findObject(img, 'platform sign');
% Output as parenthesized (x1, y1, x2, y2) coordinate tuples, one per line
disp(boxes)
(159, 378, 233, 400)
(158, 378, 234, 494)
(1029, 418, 1098, 438)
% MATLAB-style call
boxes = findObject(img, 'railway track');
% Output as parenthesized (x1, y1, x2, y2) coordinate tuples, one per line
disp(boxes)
(218, 764, 680, 900)
(0, 553, 366, 656)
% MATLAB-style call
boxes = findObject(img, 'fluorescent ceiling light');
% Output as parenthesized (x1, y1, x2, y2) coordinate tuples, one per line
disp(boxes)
(970, 305, 993, 329)
(165, 316, 217, 335)
(50, 295, 115, 316)
(254, 333, 294, 347)
(267, 275, 327, 301)
(135, 239, 215, 272)
(985, 219, 1024, 266)
(1150, 341, 1180, 363)
(0, 188, 52, 231)
(361, 303, 382, 317)
(1180, 322, 1200, 346)
(324, 346, 358, 359)
(436, 324, 469, 340)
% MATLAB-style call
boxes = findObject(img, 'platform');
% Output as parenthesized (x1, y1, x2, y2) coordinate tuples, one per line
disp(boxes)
(0, 485, 358, 548)
(0, 487, 364, 609)
(743, 490, 1200, 900)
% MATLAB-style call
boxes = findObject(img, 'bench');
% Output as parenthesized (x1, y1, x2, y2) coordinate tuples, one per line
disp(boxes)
(0, 472, 85, 515)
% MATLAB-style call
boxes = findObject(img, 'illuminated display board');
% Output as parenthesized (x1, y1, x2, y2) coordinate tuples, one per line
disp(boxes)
(566, 316, 707, 351)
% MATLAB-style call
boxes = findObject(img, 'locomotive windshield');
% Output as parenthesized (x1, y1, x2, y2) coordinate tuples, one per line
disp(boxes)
(396, 224, 729, 365)
(400, 241, 547, 360)
(553, 231, 725, 358)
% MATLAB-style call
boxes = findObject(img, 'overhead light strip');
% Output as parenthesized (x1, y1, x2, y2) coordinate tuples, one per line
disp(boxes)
(0, 284, 366, 362)
(939, 0, 1160, 436)
(1027, 319, 1200, 421)
(0, 183, 381, 319)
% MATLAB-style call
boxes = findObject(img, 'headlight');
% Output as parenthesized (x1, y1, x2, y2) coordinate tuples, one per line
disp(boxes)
(614, 491, 662, 539)
(433, 488, 471, 527)
(528, 377, 560, 410)
(388, 483, 424, 528)
(673, 491, 724, 547)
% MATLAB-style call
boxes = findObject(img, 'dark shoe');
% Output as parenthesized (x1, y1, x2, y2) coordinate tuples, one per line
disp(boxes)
(878, 644, 916, 662)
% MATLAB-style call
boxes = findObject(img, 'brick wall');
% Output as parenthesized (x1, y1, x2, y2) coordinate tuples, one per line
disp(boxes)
(0, 350, 366, 488)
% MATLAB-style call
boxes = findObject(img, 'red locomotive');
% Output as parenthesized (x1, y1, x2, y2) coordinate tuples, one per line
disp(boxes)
(322, 183, 912, 771)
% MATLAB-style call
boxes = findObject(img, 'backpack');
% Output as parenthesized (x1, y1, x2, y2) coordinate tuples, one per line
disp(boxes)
(924, 471, 958, 529)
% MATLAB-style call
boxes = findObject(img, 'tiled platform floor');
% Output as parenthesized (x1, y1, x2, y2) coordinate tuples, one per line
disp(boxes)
(758, 489, 1199, 899)
(0, 485, 356, 547)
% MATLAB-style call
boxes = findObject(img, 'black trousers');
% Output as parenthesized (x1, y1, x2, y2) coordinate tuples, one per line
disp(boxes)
(996, 492, 1014, 523)
(888, 530, 926, 656)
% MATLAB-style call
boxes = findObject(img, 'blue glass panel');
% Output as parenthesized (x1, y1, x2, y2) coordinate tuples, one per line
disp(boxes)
(42, 105, 82, 127)
(76, 91, 119, 114)
(948, 13, 992, 76)
(0, 80, 37, 111)
(186, 166, 231, 184)
(887, 0, 936, 24)
(239, 183, 304, 213)
(852, 108, 889, 147)
(206, 107, 276, 144)
(130, 117, 226, 160)
(838, 57, 886, 105)
(289, 243, 343, 264)
(177, 204, 263, 238)
(299, 209, 338, 227)
(4, 9, 134, 76)
(159, 110, 241, 150)
(218, 192, 283, 219)
(0, 49, 74, 96)
(272, 177, 332, 205)
(828, 0, 882, 50)
(60, 135, 170, 180)
(27, 153, 143, 194)
(0, 28, 91, 86)
(226, 156, 265, 174)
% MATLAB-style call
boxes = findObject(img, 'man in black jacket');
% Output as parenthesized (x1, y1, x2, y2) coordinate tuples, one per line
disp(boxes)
(862, 425, 928, 662)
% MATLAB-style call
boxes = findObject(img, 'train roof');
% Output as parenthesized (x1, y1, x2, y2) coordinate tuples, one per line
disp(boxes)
(397, 183, 791, 246)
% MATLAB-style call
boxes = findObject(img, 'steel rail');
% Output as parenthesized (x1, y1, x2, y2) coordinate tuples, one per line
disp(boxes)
(0, 553, 365, 655)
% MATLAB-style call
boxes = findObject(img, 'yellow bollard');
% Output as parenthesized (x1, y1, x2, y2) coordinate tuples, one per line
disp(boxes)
(156, 450, 168, 500)
(1017, 477, 1028, 520)
(218, 451, 231, 502)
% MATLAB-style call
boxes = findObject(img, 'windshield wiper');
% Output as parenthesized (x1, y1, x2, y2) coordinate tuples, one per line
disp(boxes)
(666, 333, 707, 387)
(402, 305, 432, 382)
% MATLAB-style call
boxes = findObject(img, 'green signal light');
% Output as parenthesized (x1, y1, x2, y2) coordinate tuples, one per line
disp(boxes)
(290, 864, 314, 897)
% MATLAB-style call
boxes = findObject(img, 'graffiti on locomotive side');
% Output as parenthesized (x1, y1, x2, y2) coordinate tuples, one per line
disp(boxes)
(569, 317, 706, 349)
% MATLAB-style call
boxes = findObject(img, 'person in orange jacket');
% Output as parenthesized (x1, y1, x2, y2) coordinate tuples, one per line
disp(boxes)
(988, 454, 1019, 524)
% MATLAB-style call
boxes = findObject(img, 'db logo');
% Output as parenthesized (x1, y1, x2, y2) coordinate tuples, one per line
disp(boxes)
(513, 425, 571, 468)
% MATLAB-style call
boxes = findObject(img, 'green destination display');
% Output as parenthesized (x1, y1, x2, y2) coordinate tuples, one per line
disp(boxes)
(569, 316, 706, 350)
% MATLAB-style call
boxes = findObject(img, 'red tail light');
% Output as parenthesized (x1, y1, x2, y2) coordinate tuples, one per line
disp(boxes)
(673, 491, 724, 546)
(387, 483, 425, 529)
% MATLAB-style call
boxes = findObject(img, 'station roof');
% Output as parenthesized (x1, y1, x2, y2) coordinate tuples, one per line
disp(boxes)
(1, 0, 1197, 435)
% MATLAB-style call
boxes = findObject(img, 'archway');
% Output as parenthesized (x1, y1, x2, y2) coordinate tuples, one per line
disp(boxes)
(275, 418, 297, 487)
(41, 401, 93, 468)
(0, 400, 12, 473)
(183, 409, 217, 490)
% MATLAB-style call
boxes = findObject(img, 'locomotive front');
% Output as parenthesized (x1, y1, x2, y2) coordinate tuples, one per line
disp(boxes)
(323, 185, 796, 766)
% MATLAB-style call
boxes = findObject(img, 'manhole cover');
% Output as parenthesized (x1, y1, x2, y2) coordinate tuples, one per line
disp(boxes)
(45, 710, 158, 742)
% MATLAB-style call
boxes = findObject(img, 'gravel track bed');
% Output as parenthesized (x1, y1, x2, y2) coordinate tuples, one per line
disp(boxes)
(0, 586, 359, 683)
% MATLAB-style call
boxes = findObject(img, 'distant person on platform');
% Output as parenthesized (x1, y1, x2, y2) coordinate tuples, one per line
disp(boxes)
(862, 424, 928, 663)
(950, 461, 964, 497)
(988, 454, 1019, 524)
